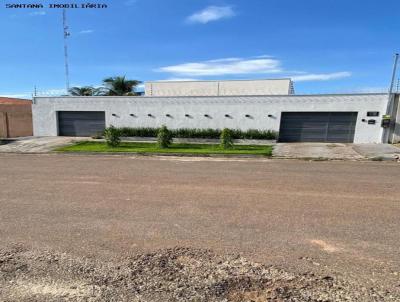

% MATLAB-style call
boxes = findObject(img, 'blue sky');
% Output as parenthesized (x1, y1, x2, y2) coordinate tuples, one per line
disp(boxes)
(0, 0, 399, 98)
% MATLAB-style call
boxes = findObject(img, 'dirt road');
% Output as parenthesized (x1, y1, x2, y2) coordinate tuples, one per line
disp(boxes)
(0, 153, 399, 300)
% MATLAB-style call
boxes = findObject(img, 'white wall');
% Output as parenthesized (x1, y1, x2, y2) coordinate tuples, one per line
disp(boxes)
(32, 94, 388, 143)
(145, 79, 292, 96)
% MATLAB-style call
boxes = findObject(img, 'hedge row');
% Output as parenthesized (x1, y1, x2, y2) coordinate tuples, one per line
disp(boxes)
(115, 127, 277, 140)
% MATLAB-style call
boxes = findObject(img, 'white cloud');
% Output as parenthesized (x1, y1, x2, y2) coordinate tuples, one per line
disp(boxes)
(79, 29, 94, 34)
(291, 72, 352, 82)
(187, 6, 235, 24)
(157, 56, 353, 82)
(252, 54, 273, 59)
(29, 11, 46, 16)
(158, 57, 282, 76)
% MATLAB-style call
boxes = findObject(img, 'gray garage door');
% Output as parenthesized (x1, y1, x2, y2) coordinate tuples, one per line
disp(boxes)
(58, 111, 105, 137)
(279, 112, 358, 143)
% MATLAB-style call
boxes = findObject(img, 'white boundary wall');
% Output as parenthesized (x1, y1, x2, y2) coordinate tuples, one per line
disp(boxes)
(32, 94, 388, 143)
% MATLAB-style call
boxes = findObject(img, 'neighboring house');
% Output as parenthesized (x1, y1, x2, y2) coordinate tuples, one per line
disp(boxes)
(145, 79, 294, 96)
(31, 78, 400, 143)
(0, 97, 33, 138)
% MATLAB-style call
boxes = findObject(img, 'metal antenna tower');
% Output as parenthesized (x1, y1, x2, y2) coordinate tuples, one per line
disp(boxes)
(63, 9, 70, 94)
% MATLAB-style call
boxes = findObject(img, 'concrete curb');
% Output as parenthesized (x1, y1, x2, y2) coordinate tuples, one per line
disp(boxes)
(51, 151, 272, 158)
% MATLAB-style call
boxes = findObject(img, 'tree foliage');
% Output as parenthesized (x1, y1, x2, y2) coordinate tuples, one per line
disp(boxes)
(102, 76, 142, 96)
(68, 86, 96, 96)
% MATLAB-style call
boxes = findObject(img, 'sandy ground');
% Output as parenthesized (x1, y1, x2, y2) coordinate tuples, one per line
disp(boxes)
(0, 153, 399, 300)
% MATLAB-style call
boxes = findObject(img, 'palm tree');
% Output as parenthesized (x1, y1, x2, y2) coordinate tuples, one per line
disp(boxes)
(68, 86, 96, 96)
(102, 76, 142, 96)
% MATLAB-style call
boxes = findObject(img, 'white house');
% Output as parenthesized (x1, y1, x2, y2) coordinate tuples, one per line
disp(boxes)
(31, 79, 400, 143)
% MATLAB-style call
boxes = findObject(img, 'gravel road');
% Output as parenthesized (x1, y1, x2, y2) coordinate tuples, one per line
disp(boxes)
(1, 245, 398, 301)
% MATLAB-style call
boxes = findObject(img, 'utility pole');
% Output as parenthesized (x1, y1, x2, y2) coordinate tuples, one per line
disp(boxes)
(388, 53, 399, 95)
(383, 53, 399, 143)
(63, 9, 70, 94)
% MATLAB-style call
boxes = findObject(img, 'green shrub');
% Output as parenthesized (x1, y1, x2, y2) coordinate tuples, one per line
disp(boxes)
(173, 128, 221, 139)
(111, 127, 278, 140)
(157, 125, 173, 148)
(220, 128, 234, 149)
(119, 127, 158, 137)
(104, 125, 121, 147)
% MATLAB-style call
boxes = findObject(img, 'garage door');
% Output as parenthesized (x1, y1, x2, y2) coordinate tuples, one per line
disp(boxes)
(279, 112, 357, 143)
(58, 111, 105, 137)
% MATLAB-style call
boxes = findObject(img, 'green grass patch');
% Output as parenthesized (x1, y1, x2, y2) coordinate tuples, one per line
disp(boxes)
(57, 141, 273, 156)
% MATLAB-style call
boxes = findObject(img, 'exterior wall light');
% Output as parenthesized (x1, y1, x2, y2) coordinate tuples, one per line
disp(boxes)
(130, 114, 136, 117)
(204, 114, 211, 118)
(225, 114, 232, 118)
(166, 114, 172, 118)
(245, 114, 251, 118)
(148, 114, 153, 117)
(112, 113, 117, 117)
(185, 114, 191, 118)
(268, 114, 274, 118)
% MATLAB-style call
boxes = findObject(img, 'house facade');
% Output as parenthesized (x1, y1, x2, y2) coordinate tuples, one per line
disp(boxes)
(32, 90, 399, 143)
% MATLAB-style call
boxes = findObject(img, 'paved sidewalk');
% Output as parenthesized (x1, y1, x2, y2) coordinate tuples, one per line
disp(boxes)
(273, 143, 364, 160)
(353, 144, 400, 160)
(0, 137, 86, 153)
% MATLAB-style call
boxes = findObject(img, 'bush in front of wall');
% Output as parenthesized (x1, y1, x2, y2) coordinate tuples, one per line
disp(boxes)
(220, 128, 234, 149)
(173, 128, 221, 139)
(157, 125, 173, 148)
(104, 125, 121, 147)
(110, 127, 278, 140)
(119, 127, 158, 137)
(233, 129, 277, 140)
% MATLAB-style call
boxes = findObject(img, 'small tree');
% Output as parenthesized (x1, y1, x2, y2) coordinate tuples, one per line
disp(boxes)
(220, 128, 234, 149)
(104, 125, 121, 147)
(157, 125, 172, 148)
